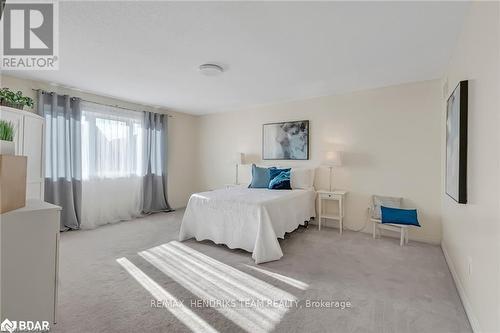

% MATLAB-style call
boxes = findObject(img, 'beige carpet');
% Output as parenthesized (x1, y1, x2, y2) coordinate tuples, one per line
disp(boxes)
(52, 210, 471, 333)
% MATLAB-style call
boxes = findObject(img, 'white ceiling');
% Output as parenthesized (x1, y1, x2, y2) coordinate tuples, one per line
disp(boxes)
(9, 1, 469, 115)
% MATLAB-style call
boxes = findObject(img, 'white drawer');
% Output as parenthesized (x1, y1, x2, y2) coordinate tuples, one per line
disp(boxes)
(319, 193, 340, 200)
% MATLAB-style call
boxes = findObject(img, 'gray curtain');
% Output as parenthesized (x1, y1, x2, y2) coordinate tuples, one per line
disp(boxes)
(38, 91, 82, 230)
(142, 111, 172, 214)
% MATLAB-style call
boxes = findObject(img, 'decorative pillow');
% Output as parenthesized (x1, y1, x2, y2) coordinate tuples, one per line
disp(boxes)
(248, 164, 275, 188)
(372, 195, 402, 219)
(269, 170, 291, 190)
(290, 168, 315, 189)
(269, 167, 291, 181)
(381, 206, 420, 227)
(238, 164, 252, 186)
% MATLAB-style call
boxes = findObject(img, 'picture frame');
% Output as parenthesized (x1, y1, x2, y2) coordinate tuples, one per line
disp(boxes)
(445, 80, 468, 204)
(262, 120, 309, 160)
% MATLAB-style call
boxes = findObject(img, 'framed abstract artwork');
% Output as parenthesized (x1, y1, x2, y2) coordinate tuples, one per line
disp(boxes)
(262, 120, 309, 160)
(446, 80, 468, 204)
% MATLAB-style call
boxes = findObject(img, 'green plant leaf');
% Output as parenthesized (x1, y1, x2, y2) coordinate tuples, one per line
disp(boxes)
(0, 120, 14, 141)
(0, 87, 34, 108)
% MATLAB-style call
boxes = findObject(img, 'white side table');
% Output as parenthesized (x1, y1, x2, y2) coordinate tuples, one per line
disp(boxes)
(317, 190, 348, 234)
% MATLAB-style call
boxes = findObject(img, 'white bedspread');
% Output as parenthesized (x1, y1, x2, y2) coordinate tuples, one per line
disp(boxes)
(179, 187, 316, 264)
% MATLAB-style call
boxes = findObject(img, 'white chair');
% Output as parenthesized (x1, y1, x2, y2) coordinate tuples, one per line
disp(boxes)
(368, 195, 409, 247)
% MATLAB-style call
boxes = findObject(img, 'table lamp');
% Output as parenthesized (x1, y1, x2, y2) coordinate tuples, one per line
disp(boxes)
(323, 151, 342, 191)
(233, 152, 244, 184)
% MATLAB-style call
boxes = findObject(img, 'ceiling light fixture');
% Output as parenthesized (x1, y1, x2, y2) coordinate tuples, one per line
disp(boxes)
(199, 63, 224, 76)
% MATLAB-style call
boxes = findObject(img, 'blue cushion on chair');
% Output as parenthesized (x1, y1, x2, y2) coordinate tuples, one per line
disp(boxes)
(381, 206, 420, 227)
(268, 170, 291, 190)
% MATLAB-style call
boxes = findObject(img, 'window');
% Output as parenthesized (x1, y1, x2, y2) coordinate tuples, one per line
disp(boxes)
(81, 102, 143, 180)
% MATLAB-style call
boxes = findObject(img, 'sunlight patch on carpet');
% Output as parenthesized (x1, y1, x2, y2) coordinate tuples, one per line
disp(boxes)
(138, 241, 296, 333)
(243, 264, 309, 290)
(116, 257, 219, 333)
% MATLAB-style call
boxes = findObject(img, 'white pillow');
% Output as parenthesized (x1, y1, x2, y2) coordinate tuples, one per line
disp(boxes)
(238, 164, 252, 185)
(290, 168, 315, 190)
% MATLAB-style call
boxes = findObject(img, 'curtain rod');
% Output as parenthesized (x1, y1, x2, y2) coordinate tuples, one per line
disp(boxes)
(32, 89, 173, 118)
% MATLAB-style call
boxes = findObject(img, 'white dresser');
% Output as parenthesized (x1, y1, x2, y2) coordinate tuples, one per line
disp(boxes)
(0, 106, 45, 200)
(0, 200, 61, 326)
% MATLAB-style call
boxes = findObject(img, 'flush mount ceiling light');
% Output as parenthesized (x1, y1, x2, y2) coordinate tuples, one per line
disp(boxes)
(199, 63, 224, 76)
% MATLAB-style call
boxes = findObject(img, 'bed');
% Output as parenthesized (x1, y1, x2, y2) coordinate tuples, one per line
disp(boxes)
(179, 186, 316, 263)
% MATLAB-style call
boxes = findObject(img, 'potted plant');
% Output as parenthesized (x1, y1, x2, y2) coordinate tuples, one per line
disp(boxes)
(0, 88, 34, 110)
(0, 120, 15, 155)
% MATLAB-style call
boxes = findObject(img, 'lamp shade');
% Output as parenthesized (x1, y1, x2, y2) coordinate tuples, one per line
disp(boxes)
(323, 151, 342, 167)
(233, 152, 244, 164)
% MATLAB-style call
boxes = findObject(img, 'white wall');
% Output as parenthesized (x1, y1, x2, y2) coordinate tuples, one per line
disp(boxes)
(440, 2, 500, 332)
(198, 80, 443, 244)
(0, 74, 199, 209)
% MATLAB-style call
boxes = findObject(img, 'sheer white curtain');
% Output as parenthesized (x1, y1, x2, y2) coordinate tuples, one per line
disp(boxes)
(80, 102, 144, 229)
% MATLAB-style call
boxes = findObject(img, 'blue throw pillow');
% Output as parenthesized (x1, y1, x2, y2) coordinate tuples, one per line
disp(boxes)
(269, 167, 291, 181)
(381, 206, 420, 227)
(269, 170, 291, 190)
(248, 164, 276, 188)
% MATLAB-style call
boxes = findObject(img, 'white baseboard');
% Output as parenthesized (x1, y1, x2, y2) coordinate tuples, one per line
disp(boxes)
(441, 241, 481, 332)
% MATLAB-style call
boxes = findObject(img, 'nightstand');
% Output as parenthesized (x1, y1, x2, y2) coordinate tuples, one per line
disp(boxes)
(317, 190, 348, 234)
